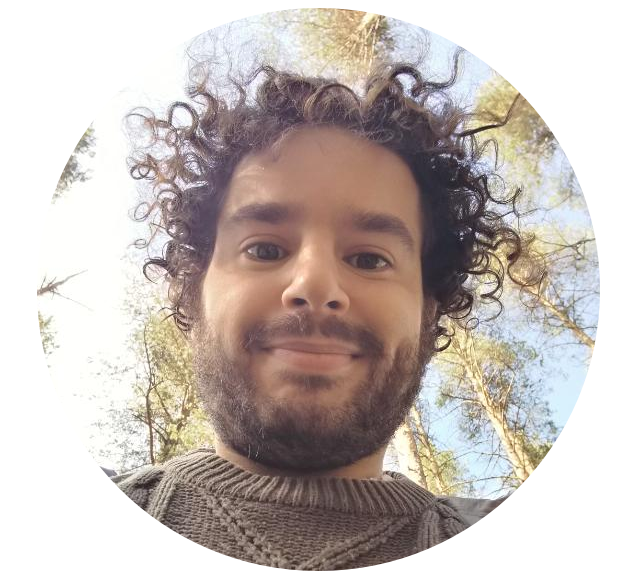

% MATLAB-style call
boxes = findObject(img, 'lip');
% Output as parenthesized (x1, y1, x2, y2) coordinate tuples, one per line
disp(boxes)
(263, 347, 360, 373)
(262, 339, 361, 356)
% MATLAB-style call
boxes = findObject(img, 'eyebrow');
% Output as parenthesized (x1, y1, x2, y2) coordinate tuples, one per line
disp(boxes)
(225, 202, 416, 252)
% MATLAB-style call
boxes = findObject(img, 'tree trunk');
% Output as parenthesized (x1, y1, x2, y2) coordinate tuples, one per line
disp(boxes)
(393, 416, 428, 488)
(532, 288, 595, 349)
(455, 330, 536, 482)
(410, 406, 449, 494)
(145, 390, 155, 465)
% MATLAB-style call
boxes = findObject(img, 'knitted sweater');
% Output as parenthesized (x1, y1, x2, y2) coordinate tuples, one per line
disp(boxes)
(114, 448, 496, 570)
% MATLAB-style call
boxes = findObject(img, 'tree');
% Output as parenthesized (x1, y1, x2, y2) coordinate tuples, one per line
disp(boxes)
(37, 270, 86, 298)
(439, 322, 600, 524)
(37, 8, 106, 410)
(393, 414, 428, 488)
(37, 8, 100, 199)
(134, 310, 215, 465)
(476, 75, 598, 353)
(478, 8, 600, 182)
(100, 297, 214, 466)
(37, 311, 55, 440)
(392, 403, 471, 496)
(435, 324, 557, 488)
(410, 404, 472, 496)
(263, 9, 394, 85)
(511, 234, 597, 350)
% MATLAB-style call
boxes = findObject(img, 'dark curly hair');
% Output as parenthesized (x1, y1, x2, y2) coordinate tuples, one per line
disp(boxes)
(128, 52, 533, 348)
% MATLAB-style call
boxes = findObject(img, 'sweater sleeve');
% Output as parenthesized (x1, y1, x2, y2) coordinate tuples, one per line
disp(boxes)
(111, 465, 165, 511)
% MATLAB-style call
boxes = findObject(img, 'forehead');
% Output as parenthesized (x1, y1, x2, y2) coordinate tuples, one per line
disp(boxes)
(219, 126, 423, 246)
(233, 127, 414, 182)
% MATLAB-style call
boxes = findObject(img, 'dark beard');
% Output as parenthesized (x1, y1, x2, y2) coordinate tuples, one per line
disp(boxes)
(191, 311, 435, 472)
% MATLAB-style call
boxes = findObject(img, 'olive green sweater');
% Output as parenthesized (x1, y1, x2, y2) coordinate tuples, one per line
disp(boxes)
(115, 448, 498, 570)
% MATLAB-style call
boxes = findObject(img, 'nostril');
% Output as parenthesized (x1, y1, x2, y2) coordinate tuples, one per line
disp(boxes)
(292, 297, 308, 306)
(326, 300, 340, 310)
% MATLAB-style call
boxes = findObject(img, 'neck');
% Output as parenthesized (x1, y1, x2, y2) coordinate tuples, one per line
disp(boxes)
(214, 440, 387, 480)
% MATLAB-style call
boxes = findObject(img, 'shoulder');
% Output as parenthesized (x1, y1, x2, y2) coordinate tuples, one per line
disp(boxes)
(439, 492, 600, 570)
(111, 464, 166, 510)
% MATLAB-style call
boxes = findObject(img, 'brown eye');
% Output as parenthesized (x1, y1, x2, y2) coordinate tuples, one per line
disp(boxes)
(245, 243, 287, 261)
(347, 253, 390, 270)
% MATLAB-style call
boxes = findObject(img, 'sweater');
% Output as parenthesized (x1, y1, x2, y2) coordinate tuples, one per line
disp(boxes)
(114, 448, 501, 570)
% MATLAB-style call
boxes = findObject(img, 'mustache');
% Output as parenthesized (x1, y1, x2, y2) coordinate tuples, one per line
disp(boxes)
(242, 311, 384, 358)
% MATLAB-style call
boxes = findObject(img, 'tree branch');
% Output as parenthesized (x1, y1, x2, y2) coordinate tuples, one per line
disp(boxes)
(37, 270, 87, 296)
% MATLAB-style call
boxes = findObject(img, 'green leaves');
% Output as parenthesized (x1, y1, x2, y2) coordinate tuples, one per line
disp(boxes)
(263, 10, 394, 86)
(37, 311, 56, 439)
(476, 72, 598, 350)
(478, 8, 600, 191)
(37, 107, 93, 198)
(127, 306, 215, 464)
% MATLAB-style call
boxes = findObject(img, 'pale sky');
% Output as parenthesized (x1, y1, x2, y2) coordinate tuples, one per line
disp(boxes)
(37, 8, 600, 490)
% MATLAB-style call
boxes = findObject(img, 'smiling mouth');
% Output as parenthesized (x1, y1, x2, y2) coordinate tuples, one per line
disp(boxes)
(265, 349, 359, 373)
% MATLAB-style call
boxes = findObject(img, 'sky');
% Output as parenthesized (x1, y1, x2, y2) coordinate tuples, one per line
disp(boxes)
(36, 10, 596, 495)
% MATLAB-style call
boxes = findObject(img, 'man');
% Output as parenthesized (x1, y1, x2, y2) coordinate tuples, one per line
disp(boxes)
(116, 61, 525, 569)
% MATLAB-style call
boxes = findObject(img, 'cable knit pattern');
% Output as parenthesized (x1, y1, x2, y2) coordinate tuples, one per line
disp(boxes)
(114, 448, 475, 570)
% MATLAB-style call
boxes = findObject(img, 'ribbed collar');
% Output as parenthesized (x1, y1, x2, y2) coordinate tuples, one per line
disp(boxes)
(163, 448, 437, 516)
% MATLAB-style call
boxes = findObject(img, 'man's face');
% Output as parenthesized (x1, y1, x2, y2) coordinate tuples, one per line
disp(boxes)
(192, 126, 435, 471)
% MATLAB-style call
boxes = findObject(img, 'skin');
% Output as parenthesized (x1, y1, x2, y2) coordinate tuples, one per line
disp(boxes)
(197, 126, 426, 479)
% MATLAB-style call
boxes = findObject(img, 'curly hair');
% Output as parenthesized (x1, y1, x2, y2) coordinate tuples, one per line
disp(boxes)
(128, 53, 534, 348)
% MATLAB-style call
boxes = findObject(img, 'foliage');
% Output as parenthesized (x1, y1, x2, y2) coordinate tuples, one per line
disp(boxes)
(53, 127, 96, 200)
(38, 311, 57, 356)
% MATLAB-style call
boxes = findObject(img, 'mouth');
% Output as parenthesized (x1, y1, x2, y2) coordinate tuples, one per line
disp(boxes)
(262, 347, 362, 373)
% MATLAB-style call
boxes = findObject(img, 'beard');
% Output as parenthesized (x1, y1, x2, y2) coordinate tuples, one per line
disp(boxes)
(191, 310, 436, 473)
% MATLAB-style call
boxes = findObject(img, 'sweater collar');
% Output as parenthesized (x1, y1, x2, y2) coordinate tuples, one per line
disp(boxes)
(164, 448, 438, 516)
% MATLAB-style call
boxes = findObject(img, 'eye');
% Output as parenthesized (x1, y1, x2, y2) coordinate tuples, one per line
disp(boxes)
(244, 245, 389, 268)
(347, 253, 391, 270)
(245, 242, 283, 262)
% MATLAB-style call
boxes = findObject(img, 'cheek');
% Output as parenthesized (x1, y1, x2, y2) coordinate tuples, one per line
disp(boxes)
(388, 307, 423, 346)
(202, 268, 279, 334)
(355, 286, 423, 346)
(370, 262, 423, 334)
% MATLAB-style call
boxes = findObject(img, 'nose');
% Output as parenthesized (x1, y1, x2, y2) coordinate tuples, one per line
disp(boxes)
(281, 244, 350, 315)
